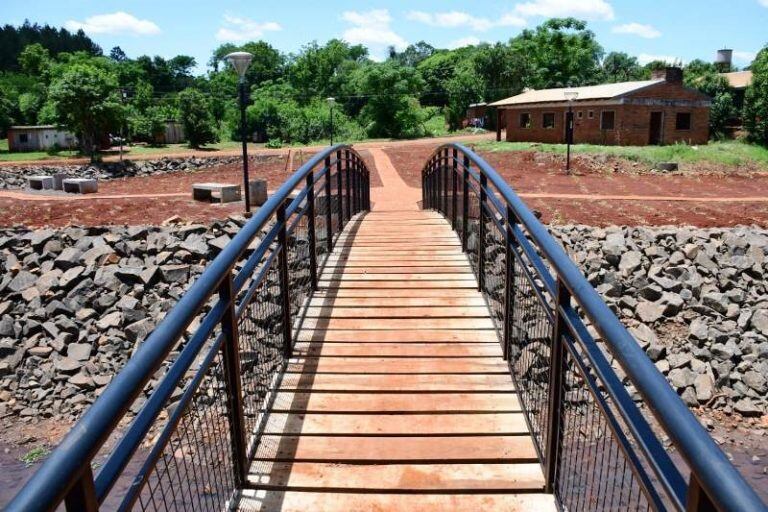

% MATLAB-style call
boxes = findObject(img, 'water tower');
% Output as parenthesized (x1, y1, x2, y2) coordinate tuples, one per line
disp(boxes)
(715, 49, 733, 72)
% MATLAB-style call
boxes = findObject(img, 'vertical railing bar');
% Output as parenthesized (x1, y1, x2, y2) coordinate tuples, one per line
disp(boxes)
(462, 156, 469, 250)
(545, 278, 570, 492)
(502, 205, 516, 361)
(452, 148, 458, 229)
(324, 156, 333, 253)
(442, 148, 449, 215)
(686, 475, 718, 512)
(306, 173, 318, 290)
(345, 151, 352, 221)
(64, 468, 98, 512)
(336, 150, 343, 232)
(219, 271, 248, 488)
(478, 173, 487, 292)
(276, 201, 293, 359)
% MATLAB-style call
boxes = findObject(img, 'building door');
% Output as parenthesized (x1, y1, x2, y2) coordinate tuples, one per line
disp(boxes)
(649, 112, 663, 145)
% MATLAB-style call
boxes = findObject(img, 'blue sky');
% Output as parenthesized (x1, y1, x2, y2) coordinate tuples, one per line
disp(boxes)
(5, 0, 768, 74)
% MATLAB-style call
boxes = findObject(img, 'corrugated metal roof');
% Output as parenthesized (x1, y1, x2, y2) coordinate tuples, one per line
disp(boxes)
(721, 71, 752, 89)
(9, 125, 58, 130)
(488, 79, 664, 107)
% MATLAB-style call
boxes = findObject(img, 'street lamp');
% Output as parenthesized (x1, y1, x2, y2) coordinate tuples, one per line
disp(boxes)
(225, 51, 254, 214)
(327, 97, 336, 146)
(563, 90, 579, 173)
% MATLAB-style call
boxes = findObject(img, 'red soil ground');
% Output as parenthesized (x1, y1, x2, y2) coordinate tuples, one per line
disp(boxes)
(383, 145, 768, 227)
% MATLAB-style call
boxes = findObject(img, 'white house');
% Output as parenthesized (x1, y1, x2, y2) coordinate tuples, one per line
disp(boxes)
(7, 125, 77, 152)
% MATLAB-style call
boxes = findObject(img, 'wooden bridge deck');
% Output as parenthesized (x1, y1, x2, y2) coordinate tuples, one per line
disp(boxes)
(241, 210, 554, 511)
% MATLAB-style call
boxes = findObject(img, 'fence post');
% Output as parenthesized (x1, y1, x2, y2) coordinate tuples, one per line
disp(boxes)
(324, 156, 333, 253)
(686, 476, 717, 512)
(478, 173, 487, 292)
(277, 201, 293, 359)
(452, 148, 458, 229)
(345, 151, 352, 221)
(336, 151, 344, 229)
(64, 468, 98, 512)
(502, 206, 517, 361)
(219, 271, 248, 488)
(544, 278, 570, 493)
(306, 173, 318, 290)
(462, 157, 469, 252)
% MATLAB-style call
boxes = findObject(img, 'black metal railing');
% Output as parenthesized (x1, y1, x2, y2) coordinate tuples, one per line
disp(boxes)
(7, 144, 370, 512)
(422, 144, 766, 512)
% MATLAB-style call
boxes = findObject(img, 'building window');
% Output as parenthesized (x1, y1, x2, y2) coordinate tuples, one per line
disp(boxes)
(588, 111, 594, 119)
(519, 113, 531, 129)
(601, 111, 615, 130)
(577, 111, 583, 119)
(18, 133, 29, 143)
(542, 112, 556, 129)
(675, 112, 691, 130)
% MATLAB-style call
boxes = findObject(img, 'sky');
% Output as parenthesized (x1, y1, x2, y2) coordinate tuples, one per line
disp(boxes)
(4, 0, 768, 74)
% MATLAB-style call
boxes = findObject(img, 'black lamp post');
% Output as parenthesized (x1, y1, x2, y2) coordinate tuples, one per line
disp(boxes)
(327, 97, 336, 146)
(564, 90, 578, 173)
(225, 51, 254, 214)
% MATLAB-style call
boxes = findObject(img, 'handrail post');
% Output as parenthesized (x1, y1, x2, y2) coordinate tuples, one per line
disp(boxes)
(353, 156, 360, 214)
(324, 156, 333, 253)
(478, 173, 487, 292)
(64, 467, 98, 512)
(345, 151, 352, 221)
(336, 151, 344, 229)
(462, 156, 469, 251)
(277, 201, 293, 359)
(306, 173, 318, 290)
(442, 148, 449, 215)
(502, 205, 517, 361)
(686, 475, 717, 512)
(451, 148, 458, 229)
(219, 271, 248, 488)
(544, 278, 570, 493)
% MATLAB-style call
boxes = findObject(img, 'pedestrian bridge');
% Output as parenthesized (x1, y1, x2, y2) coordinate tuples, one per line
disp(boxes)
(8, 145, 766, 511)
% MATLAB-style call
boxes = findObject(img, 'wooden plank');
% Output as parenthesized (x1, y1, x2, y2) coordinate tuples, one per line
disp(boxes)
(253, 435, 538, 462)
(312, 288, 484, 298)
(286, 357, 509, 374)
(320, 273, 474, 281)
(269, 392, 522, 413)
(295, 329, 499, 342)
(318, 280, 478, 289)
(302, 306, 490, 318)
(307, 297, 487, 307)
(278, 373, 516, 392)
(324, 257, 470, 265)
(263, 412, 529, 435)
(293, 342, 502, 357)
(247, 462, 544, 491)
(319, 266, 473, 274)
(297, 318, 495, 330)
(240, 491, 555, 511)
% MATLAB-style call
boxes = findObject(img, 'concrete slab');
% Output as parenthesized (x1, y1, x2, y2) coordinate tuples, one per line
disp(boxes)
(27, 176, 54, 190)
(62, 178, 98, 194)
(192, 182, 241, 204)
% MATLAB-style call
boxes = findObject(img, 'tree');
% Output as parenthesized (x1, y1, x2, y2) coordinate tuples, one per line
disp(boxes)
(110, 46, 128, 62)
(602, 52, 644, 82)
(289, 39, 368, 102)
(510, 18, 604, 89)
(391, 41, 435, 67)
(19, 43, 51, 77)
(445, 62, 485, 130)
(177, 88, 217, 147)
(744, 46, 768, 145)
(0, 21, 101, 72)
(47, 63, 123, 157)
(0, 89, 13, 136)
(417, 51, 462, 106)
(473, 43, 529, 101)
(684, 60, 737, 138)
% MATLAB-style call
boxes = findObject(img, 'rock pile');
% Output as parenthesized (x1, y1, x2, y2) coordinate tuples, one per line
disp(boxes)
(551, 225, 768, 416)
(0, 155, 250, 189)
(0, 218, 250, 420)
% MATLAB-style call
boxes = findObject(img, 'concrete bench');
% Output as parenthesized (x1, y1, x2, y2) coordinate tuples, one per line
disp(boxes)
(62, 178, 98, 194)
(248, 179, 268, 206)
(193, 183, 241, 204)
(27, 176, 55, 190)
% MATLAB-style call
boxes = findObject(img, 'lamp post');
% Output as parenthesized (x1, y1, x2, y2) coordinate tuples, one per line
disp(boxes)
(119, 88, 128, 163)
(563, 90, 578, 173)
(327, 97, 336, 146)
(225, 51, 254, 215)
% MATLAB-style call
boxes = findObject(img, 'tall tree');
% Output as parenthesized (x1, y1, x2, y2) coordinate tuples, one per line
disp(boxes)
(0, 21, 101, 72)
(602, 52, 644, 82)
(109, 46, 128, 62)
(178, 88, 218, 147)
(744, 45, 768, 145)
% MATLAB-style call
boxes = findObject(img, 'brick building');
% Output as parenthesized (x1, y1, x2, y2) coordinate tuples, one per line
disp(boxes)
(489, 68, 711, 146)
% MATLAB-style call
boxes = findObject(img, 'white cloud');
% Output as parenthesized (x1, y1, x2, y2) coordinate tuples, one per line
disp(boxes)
(65, 12, 160, 35)
(514, 0, 615, 20)
(215, 14, 281, 42)
(341, 9, 408, 56)
(612, 22, 661, 39)
(759, 0, 768, 7)
(733, 50, 757, 64)
(637, 53, 682, 65)
(407, 10, 525, 32)
(448, 36, 482, 49)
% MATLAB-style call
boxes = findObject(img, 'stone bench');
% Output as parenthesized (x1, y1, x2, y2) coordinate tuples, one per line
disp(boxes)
(193, 183, 241, 204)
(28, 176, 55, 190)
(62, 178, 98, 194)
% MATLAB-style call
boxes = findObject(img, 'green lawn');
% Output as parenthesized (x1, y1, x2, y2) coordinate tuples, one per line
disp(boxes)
(472, 140, 768, 169)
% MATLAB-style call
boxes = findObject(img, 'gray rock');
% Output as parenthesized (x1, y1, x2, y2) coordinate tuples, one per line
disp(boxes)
(8, 271, 37, 293)
(67, 343, 92, 361)
(750, 309, 768, 336)
(636, 301, 665, 323)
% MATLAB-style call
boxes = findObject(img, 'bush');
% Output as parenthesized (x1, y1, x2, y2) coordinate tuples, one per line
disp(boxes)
(744, 46, 768, 146)
(178, 88, 218, 148)
(265, 138, 283, 148)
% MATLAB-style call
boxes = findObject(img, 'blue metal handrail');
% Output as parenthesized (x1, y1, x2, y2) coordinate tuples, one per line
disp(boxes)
(422, 143, 767, 512)
(7, 143, 371, 512)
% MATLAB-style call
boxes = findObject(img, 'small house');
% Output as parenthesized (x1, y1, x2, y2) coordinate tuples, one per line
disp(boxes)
(489, 67, 712, 146)
(7, 125, 77, 152)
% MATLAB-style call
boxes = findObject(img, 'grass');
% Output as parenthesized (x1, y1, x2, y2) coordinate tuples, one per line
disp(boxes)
(19, 446, 51, 467)
(472, 140, 768, 168)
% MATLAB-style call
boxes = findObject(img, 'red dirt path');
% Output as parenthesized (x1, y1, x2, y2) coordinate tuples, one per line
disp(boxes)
(383, 145, 768, 227)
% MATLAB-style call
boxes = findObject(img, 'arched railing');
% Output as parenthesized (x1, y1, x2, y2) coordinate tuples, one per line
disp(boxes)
(8, 144, 370, 511)
(422, 143, 766, 512)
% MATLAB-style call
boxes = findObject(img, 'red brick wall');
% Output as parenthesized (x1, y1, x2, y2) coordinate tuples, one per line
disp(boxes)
(503, 82, 711, 146)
